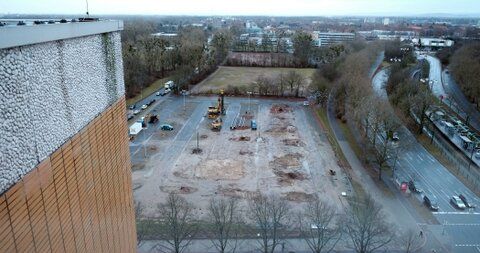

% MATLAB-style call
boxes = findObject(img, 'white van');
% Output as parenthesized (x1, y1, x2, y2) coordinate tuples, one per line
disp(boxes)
(165, 80, 174, 89)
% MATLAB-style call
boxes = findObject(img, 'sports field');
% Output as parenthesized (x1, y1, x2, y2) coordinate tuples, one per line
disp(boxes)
(192, 66, 316, 95)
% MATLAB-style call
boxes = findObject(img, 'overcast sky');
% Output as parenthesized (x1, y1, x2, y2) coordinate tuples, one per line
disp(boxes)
(1, 0, 479, 16)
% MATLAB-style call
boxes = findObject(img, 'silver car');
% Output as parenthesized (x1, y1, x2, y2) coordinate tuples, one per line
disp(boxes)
(451, 196, 466, 210)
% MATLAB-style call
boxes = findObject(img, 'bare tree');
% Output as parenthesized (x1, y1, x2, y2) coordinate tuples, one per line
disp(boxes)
(254, 75, 274, 96)
(409, 86, 436, 134)
(157, 193, 198, 253)
(285, 70, 304, 97)
(207, 197, 242, 253)
(399, 229, 423, 253)
(373, 105, 401, 181)
(135, 201, 148, 246)
(277, 71, 286, 97)
(249, 194, 291, 253)
(299, 199, 341, 253)
(343, 195, 395, 253)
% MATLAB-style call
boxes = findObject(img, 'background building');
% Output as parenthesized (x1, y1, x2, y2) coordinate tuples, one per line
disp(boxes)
(0, 19, 137, 252)
(313, 32, 355, 46)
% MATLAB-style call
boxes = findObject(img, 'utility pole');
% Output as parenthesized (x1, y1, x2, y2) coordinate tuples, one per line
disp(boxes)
(247, 91, 252, 114)
(85, 0, 90, 17)
(142, 125, 147, 158)
(182, 90, 186, 111)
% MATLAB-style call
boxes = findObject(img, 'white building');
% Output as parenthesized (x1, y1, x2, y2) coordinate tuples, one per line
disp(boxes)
(313, 32, 355, 47)
(412, 37, 454, 48)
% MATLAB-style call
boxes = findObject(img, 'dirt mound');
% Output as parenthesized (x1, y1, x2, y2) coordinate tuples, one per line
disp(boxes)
(218, 187, 261, 199)
(229, 136, 251, 141)
(239, 136, 250, 141)
(196, 159, 245, 180)
(282, 139, 304, 147)
(270, 153, 303, 168)
(160, 185, 198, 194)
(192, 148, 203, 154)
(239, 150, 254, 155)
(270, 104, 291, 113)
(286, 125, 296, 133)
(274, 170, 306, 186)
(283, 192, 316, 202)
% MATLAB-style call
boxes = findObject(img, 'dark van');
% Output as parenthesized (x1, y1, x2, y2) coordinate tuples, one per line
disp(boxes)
(423, 195, 439, 211)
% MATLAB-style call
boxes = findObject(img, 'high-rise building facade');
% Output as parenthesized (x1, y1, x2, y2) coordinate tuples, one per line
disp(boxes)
(0, 19, 137, 252)
(312, 32, 356, 47)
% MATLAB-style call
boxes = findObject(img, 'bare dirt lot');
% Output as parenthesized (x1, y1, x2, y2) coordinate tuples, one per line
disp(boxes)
(131, 96, 351, 219)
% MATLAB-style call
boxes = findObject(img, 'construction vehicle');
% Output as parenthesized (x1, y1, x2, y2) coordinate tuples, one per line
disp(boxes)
(208, 89, 225, 119)
(211, 117, 222, 131)
(146, 113, 159, 124)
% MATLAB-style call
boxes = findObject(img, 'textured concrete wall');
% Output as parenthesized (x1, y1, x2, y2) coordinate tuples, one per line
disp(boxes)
(0, 98, 137, 252)
(0, 32, 125, 193)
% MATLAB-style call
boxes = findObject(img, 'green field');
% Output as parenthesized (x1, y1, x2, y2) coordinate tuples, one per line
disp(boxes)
(192, 66, 316, 94)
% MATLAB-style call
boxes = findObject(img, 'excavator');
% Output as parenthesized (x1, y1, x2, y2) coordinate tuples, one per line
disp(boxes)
(207, 89, 225, 119)
(211, 117, 222, 131)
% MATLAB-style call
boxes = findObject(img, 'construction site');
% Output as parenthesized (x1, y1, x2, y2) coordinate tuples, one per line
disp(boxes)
(130, 92, 351, 218)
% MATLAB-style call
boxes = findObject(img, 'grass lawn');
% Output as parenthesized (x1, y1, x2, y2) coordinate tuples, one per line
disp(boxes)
(194, 66, 316, 94)
(315, 108, 370, 199)
(315, 108, 348, 164)
(126, 77, 172, 107)
(336, 120, 394, 197)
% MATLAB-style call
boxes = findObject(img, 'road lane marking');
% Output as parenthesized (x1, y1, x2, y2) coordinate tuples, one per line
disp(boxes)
(417, 154, 424, 161)
(435, 211, 480, 215)
(445, 223, 480, 226)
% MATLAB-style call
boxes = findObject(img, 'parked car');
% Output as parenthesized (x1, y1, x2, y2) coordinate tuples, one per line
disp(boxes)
(156, 91, 161, 96)
(127, 114, 134, 120)
(160, 124, 174, 131)
(423, 195, 439, 211)
(141, 104, 148, 110)
(475, 150, 480, 159)
(303, 101, 310, 106)
(459, 194, 475, 208)
(392, 132, 400, 141)
(129, 104, 136, 110)
(136, 117, 145, 123)
(147, 99, 156, 106)
(165, 87, 171, 94)
(133, 109, 140, 115)
(408, 181, 422, 193)
(450, 196, 466, 210)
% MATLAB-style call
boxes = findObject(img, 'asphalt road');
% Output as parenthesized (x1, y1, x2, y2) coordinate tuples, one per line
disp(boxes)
(129, 86, 168, 110)
(442, 69, 480, 133)
(372, 68, 480, 253)
(425, 54, 480, 133)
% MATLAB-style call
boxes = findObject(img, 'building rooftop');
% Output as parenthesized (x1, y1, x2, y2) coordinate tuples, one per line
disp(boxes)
(0, 18, 123, 49)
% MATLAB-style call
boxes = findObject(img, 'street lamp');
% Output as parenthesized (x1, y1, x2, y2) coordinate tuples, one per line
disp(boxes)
(142, 124, 147, 158)
(181, 89, 187, 111)
(247, 91, 252, 114)
(468, 146, 476, 171)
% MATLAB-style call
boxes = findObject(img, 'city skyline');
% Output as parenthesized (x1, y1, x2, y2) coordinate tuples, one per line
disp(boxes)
(1, 0, 480, 17)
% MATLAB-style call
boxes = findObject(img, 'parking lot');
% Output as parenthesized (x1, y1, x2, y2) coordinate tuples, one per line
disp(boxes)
(130, 95, 351, 218)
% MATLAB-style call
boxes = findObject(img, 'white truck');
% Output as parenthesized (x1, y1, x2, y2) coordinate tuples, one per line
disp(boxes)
(165, 80, 174, 89)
